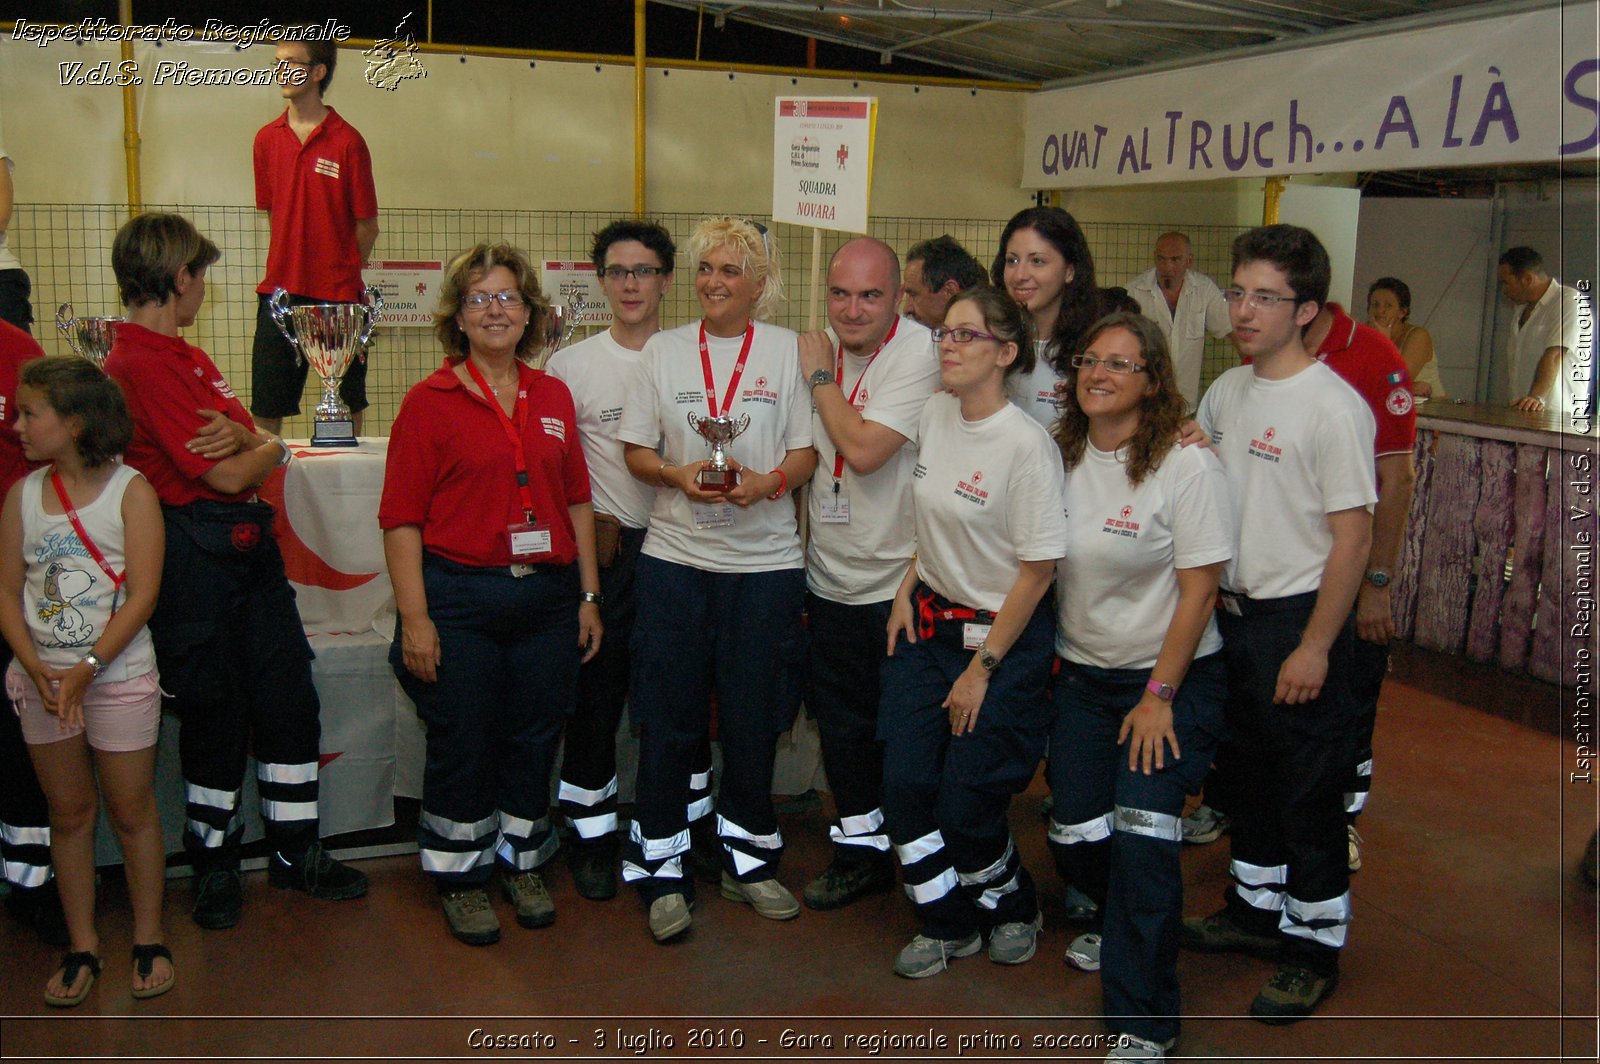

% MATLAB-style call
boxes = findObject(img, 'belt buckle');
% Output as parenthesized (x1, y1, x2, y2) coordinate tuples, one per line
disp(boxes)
(1220, 592, 1243, 617)
(509, 562, 536, 578)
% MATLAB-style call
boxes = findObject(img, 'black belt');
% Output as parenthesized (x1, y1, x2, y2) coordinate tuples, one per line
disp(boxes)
(1217, 588, 1319, 618)
(423, 550, 565, 580)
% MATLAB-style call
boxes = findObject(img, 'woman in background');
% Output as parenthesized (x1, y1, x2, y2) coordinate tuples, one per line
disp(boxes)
(1366, 277, 1445, 399)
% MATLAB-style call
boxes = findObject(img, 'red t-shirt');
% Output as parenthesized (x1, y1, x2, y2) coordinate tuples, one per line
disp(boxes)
(379, 363, 591, 568)
(254, 108, 378, 301)
(0, 321, 43, 496)
(1316, 303, 1417, 460)
(104, 323, 258, 507)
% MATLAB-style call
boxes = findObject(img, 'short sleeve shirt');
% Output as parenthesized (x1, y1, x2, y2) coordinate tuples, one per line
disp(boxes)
(547, 330, 658, 530)
(1315, 303, 1416, 461)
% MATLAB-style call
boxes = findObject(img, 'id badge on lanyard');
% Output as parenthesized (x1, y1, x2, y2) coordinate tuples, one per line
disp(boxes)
(820, 322, 895, 527)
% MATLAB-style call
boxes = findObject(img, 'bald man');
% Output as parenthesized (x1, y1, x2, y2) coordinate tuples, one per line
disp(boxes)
(797, 238, 941, 910)
(1127, 232, 1232, 409)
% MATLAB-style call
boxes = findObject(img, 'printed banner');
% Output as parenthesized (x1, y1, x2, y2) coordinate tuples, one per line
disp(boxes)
(540, 261, 609, 327)
(361, 260, 443, 327)
(1024, 6, 1599, 188)
(772, 97, 878, 233)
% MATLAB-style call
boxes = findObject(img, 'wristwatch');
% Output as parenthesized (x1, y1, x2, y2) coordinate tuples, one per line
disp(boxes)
(1145, 679, 1177, 701)
(1363, 568, 1391, 589)
(580, 591, 605, 606)
(81, 651, 108, 677)
(977, 642, 1001, 673)
(807, 368, 836, 390)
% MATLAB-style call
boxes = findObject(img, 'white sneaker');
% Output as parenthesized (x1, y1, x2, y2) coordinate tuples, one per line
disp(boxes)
(1348, 824, 1363, 873)
(1105, 1033, 1174, 1060)
(1181, 804, 1229, 844)
(1064, 931, 1101, 971)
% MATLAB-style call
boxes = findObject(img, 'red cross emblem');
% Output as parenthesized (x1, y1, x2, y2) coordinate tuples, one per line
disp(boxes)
(415, 282, 427, 295)
(756, 377, 767, 388)
(837, 144, 849, 168)
(1263, 426, 1276, 442)
(1120, 505, 1133, 519)
(231, 522, 261, 552)
(971, 471, 983, 483)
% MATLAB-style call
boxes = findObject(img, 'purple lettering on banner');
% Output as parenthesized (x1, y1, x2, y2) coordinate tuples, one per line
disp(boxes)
(1041, 134, 1060, 175)
(1092, 125, 1108, 169)
(1253, 121, 1275, 167)
(1375, 96, 1420, 150)
(1071, 131, 1090, 169)
(1190, 120, 1213, 170)
(1470, 73, 1519, 146)
(1118, 134, 1141, 174)
(1442, 74, 1465, 147)
(1140, 126, 1151, 169)
(1165, 111, 1183, 165)
(1560, 58, 1600, 155)
(1222, 121, 1252, 171)
(1288, 99, 1312, 163)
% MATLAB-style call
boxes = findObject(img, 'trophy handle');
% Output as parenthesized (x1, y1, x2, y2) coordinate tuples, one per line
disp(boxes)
(687, 410, 704, 435)
(733, 413, 751, 436)
(356, 286, 384, 357)
(267, 288, 302, 363)
(55, 303, 75, 336)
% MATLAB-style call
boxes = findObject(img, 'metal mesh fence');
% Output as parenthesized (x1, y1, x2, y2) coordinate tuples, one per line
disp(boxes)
(17, 204, 1246, 436)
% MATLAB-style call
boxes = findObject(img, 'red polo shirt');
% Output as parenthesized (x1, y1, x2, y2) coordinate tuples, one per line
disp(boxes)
(1316, 303, 1417, 460)
(379, 363, 591, 568)
(104, 322, 258, 507)
(254, 107, 378, 301)
(0, 321, 43, 496)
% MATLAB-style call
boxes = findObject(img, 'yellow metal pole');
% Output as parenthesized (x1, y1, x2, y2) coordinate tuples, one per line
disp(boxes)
(1262, 176, 1287, 225)
(119, 0, 142, 215)
(634, 0, 647, 217)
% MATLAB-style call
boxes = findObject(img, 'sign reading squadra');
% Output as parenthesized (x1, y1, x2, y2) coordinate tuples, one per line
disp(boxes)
(772, 97, 878, 234)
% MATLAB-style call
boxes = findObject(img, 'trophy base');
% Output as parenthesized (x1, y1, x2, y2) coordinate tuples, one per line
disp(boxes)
(697, 467, 737, 492)
(310, 420, 358, 448)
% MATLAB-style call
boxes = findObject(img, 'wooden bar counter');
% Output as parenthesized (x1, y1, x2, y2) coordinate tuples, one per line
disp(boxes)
(1395, 400, 1596, 687)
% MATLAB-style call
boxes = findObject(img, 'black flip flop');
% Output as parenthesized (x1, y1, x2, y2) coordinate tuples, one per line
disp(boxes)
(44, 950, 100, 1008)
(130, 943, 175, 1000)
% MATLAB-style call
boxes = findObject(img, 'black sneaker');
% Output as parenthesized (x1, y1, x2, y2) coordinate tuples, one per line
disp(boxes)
(193, 867, 243, 930)
(5, 882, 70, 947)
(268, 841, 369, 900)
(568, 841, 619, 901)
(802, 855, 895, 911)
(1250, 963, 1338, 1024)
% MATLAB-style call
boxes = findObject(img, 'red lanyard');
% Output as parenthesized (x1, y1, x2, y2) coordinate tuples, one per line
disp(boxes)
(461, 359, 537, 523)
(697, 321, 756, 418)
(830, 317, 899, 485)
(50, 469, 125, 615)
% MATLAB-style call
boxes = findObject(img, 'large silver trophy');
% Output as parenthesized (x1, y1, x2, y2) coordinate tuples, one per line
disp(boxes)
(687, 411, 750, 492)
(55, 304, 124, 368)
(268, 287, 384, 447)
(542, 303, 577, 362)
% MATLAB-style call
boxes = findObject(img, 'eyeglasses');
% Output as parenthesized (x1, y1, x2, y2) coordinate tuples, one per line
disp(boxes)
(1222, 287, 1297, 310)
(463, 290, 526, 311)
(601, 265, 668, 281)
(930, 326, 999, 344)
(1070, 354, 1148, 375)
(274, 59, 312, 68)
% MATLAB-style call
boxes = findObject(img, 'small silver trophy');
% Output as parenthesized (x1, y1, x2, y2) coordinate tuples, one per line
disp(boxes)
(268, 287, 384, 447)
(543, 303, 577, 361)
(687, 411, 751, 492)
(55, 305, 124, 368)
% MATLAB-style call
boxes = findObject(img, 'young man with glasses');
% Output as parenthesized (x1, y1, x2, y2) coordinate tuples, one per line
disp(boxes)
(795, 238, 940, 911)
(251, 37, 379, 437)
(1183, 225, 1376, 1024)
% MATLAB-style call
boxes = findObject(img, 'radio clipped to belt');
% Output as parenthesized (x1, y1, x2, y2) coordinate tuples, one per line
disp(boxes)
(463, 359, 553, 563)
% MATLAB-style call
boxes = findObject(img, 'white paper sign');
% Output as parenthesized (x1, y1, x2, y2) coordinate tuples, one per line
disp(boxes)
(772, 97, 878, 234)
(541, 261, 610, 327)
(361, 260, 443, 327)
(1024, 5, 1599, 189)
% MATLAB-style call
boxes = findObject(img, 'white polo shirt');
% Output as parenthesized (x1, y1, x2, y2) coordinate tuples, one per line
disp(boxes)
(618, 320, 812, 573)
(547, 329, 658, 530)
(911, 393, 1069, 613)
(1126, 267, 1232, 409)
(806, 318, 941, 605)
(1510, 280, 1592, 415)
(1007, 340, 1065, 431)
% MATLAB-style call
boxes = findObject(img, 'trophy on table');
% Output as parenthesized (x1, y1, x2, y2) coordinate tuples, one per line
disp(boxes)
(55, 305, 124, 368)
(687, 411, 750, 492)
(268, 286, 384, 448)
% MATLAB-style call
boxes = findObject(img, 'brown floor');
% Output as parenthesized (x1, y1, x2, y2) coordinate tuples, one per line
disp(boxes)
(2, 645, 1596, 1062)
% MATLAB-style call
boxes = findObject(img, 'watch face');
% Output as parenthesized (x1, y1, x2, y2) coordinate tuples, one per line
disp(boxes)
(1367, 570, 1390, 588)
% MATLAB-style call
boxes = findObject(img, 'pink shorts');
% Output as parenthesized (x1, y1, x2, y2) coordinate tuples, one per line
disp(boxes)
(7, 667, 162, 752)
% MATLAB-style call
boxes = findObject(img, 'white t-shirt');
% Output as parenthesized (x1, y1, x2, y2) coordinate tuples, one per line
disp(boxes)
(1006, 340, 1064, 431)
(1196, 361, 1377, 599)
(15, 464, 156, 682)
(807, 318, 941, 605)
(1509, 280, 1592, 415)
(618, 319, 812, 573)
(546, 329, 657, 529)
(911, 393, 1069, 613)
(1126, 267, 1232, 409)
(0, 150, 19, 273)
(1055, 442, 1232, 669)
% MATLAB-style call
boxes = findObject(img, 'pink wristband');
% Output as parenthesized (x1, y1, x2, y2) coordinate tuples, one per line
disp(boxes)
(1146, 679, 1177, 701)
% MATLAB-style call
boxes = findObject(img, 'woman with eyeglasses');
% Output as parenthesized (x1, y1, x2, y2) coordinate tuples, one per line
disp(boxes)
(379, 242, 603, 947)
(879, 286, 1067, 979)
(991, 206, 1100, 431)
(617, 217, 817, 943)
(1047, 312, 1232, 1063)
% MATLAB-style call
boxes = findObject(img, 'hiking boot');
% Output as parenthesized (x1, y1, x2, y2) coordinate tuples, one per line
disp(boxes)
(192, 867, 243, 930)
(268, 842, 369, 900)
(5, 881, 69, 947)
(502, 871, 555, 928)
(1180, 908, 1283, 960)
(1347, 824, 1363, 873)
(1250, 963, 1339, 1024)
(1064, 931, 1102, 972)
(719, 872, 800, 920)
(685, 821, 723, 883)
(802, 855, 895, 911)
(893, 931, 981, 978)
(648, 893, 693, 942)
(988, 911, 1043, 965)
(1105, 1034, 1175, 1061)
(568, 842, 618, 901)
(441, 887, 500, 945)
(1181, 804, 1229, 844)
